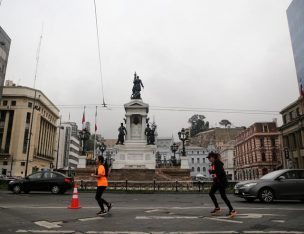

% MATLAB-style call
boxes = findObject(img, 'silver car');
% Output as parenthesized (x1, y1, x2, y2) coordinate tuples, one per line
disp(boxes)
(234, 169, 304, 203)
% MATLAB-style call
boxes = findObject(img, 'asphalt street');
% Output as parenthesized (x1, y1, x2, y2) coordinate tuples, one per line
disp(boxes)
(0, 190, 304, 234)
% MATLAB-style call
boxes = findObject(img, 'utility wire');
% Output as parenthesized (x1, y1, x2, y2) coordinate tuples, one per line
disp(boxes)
(93, 0, 106, 106)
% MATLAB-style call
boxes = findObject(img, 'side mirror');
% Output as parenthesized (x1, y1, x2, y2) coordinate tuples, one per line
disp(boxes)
(277, 176, 286, 181)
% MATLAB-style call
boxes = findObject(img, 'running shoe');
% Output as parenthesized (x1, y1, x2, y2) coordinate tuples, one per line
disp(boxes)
(226, 210, 237, 218)
(210, 207, 221, 215)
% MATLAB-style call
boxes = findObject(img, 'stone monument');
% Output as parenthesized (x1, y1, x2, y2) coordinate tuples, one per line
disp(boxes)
(112, 73, 157, 171)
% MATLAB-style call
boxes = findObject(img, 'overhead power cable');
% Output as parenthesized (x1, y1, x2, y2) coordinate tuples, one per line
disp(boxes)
(93, 0, 107, 107)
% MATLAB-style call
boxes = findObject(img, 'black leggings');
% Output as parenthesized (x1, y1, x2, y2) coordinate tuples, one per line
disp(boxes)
(209, 182, 234, 211)
(95, 186, 109, 211)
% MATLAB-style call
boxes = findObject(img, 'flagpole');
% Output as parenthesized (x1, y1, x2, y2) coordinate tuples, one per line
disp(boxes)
(94, 106, 97, 160)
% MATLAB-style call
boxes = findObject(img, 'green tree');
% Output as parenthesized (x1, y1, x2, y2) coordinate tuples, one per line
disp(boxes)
(219, 119, 232, 128)
(188, 114, 210, 136)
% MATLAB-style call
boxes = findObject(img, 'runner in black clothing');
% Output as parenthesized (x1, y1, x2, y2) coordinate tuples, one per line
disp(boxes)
(207, 152, 237, 217)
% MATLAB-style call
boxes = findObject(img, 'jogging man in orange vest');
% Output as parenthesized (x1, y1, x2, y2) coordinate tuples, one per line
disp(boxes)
(91, 156, 112, 215)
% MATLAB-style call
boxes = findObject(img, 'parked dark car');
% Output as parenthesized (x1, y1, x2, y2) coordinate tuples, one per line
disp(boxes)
(234, 169, 304, 203)
(8, 171, 74, 194)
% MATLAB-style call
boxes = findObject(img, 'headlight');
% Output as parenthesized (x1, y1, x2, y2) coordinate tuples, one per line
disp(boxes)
(9, 180, 14, 184)
(243, 182, 257, 188)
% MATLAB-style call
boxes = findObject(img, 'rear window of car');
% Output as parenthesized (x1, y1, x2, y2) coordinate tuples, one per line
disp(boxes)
(43, 172, 63, 179)
(28, 172, 42, 179)
(298, 170, 304, 179)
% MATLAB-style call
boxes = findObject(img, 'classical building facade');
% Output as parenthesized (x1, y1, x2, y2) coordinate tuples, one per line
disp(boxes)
(0, 26, 11, 99)
(220, 141, 235, 180)
(0, 81, 59, 176)
(280, 98, 304, 169)
(234, 122, 282, 181)
(156, 137, 175, 165)
(187, 145, 211, 180)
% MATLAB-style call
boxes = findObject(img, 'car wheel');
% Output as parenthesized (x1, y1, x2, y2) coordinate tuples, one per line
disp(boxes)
(245, 198, 255, 202)
(259, 188, 274, 203)
(12, 185, 21, 194)
(51, 185, 60, 194)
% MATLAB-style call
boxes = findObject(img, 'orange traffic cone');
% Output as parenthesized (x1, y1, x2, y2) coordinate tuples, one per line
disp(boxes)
(68, 185, 81, 209)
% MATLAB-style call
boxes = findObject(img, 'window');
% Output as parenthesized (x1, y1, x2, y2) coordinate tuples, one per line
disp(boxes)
(197, 158, 200, 164)
(20, 162, 25, 166)
(197, 167, 200, 172)
(282, 171, 298, 180)
(191, 158, 194, 163)
(43, 172, 58, 179)
(197, 151, 199, 154)
(26, 112, 31, 124)
(203, 167, 206, 172)
(296, 108, 300, 117)
(3, 161, 8, 165)
(260, 137, 264, 147)
(262, 152, 266, 162)
(272, 150, 277, 161)
(191, 167, 194, 172)
(11, 101, 16, 106)
(283, 115, 287, 124)
(271, 137, 276, 147)
(2, 100, 7, 106)
(28, 102, 33, 108)
(289, 111, 293, 121)
(263, 125, 268, 133)
(28, 172, 42, 179)
(203, 158, 205, 163)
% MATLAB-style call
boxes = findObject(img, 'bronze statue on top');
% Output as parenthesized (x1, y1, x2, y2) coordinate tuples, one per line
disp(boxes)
(131, 72, 144, 99)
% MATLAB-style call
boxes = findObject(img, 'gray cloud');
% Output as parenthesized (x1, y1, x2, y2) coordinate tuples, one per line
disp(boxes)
(0, 0, 297, 138)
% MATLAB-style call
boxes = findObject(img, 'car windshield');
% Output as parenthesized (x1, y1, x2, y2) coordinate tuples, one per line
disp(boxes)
(260, 170, 284, 180)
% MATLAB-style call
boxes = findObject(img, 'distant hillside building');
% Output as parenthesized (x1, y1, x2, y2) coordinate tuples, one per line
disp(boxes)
(190, 127, 244, 151)
(234, 122, 282, 181)
(0, 26, 11, 99)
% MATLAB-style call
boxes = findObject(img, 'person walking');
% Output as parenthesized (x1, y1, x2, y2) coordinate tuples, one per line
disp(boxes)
(91, 155, 112, 215)
(207, 152, 237, 217)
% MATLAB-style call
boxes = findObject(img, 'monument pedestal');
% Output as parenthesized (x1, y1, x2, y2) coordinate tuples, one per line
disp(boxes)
(113, 99, 156, 170)
(180, 156, 190, 169)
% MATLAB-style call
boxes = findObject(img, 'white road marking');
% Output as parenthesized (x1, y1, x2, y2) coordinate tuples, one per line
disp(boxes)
(86, 232, 238, 234)
(16, 231, 74, 233)
(145, 209, 161, 213)
(3, 205, 304, 211)
(243, 231, 304, 234)
(271, 219, 286, 223)
(79, 217, 104, 222)
(236, 213, 284, 219)
(34, 221, 62, 229)
(203, 217, 243, 224)
(136, 216, 199, 220)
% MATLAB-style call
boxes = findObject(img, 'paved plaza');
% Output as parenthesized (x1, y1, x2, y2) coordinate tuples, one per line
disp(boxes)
(1, 191, 304, 233)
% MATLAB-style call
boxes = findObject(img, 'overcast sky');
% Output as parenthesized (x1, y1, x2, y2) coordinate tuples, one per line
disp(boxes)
(0, 0, 298, 139)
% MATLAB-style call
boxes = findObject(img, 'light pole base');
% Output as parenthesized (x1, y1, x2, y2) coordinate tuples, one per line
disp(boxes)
(180, 156, 190, 169)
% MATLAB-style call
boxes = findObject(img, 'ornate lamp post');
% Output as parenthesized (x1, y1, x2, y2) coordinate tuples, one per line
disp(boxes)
(170, 143, 178, 166)
(178, 128, 189, 156)
(178, 128, 190, 169)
